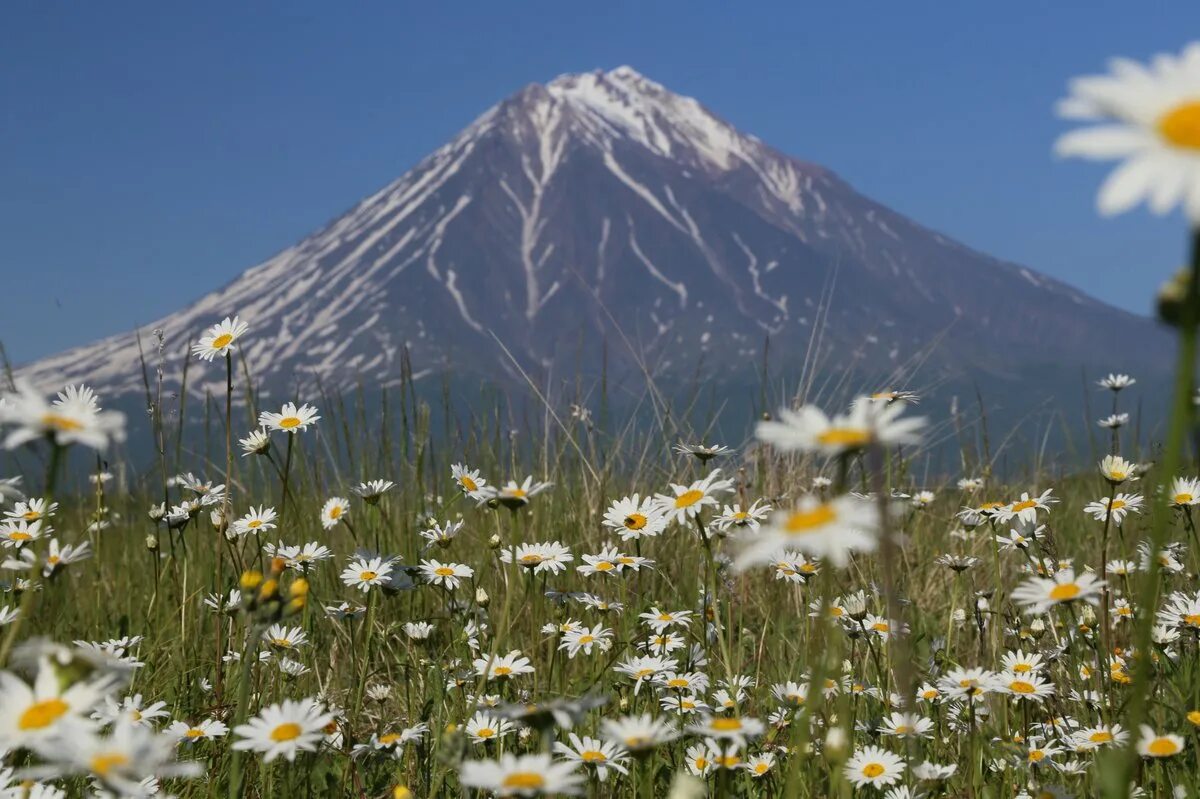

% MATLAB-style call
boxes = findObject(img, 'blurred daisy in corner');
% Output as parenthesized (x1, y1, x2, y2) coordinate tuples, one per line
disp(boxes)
(1056, 43, 1200, 220)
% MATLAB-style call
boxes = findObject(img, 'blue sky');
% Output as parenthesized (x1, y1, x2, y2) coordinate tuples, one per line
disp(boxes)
(0, 2, 1193, 363)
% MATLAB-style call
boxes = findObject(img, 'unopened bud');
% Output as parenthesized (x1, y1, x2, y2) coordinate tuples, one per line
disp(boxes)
(475, 587, 490, 608)
(488, 534, 501, 549)
(145, 535, 159, 551)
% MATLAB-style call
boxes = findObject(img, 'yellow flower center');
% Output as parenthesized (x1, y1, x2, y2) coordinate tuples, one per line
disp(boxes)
(435, 567, 455, 577)
(520, 554, 544, 565)
(90, 752, 129, 776)
(783, 503, 836, 534)
(493, 666, 512, 676)
(817, 427, 871, 448)
(1184, 614, 1200, 627)
(8, 532, 31, 541)
(1176, 493, 1194, 504)
(1012, 663, 1032, 673)
(1009, 680, 1036, 694)
(710, 717, 743, 731)
(477, 727, 495, 738)
(594, 561, 615, 572)
(22, 511, 39, 521)
(1011, 499, 1037, 513)
(578, 635, 595, 645)
(211, 333, 234, 349)
(675, 489, 704, 508)
(861, 763, 886, 778)
(1028, 749, 1045, 762)
(1160, 101, 1200, 150)
(18, 698, 70, 730)
(1049, 583, 1081, 601)
(635, 668, 655, 679)
(667, 678, 689, 688)
(359, 570, 378, 580)
(329, 506, 342, 519)
(508, 488, 527, 498)
(893, 724, 912, 734)
(624, 513, 647, 529)
(1108, 471, 1126, 481)
(755, 762, 769, 774)
(1090, 731, 1114, 743)
(247, 520, 262, 528)
(581, 750, 607, 762)
(271, 722, 303, 742)
(1110, 500, 1126, 510)
(41, 413, 82, 432)
(872, 622, 890, 633)
(378, 733, 402, 745)
(460, 476, 477, 491)
(278, 416, 302, 429)
(185, 728, 205, 739)
(1148, 737, 1181, 756)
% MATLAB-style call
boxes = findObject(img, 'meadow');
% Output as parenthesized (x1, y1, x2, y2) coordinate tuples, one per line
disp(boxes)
(5, 38, 1200, 799)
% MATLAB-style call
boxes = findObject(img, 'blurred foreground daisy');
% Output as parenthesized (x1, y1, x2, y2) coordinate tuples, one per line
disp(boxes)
(756, 399, 925, 456)
(1056, 42, 1200, 220)
(0, 382, 126, 451)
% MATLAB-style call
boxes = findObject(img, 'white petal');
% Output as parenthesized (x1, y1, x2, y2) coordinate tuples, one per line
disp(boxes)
(1055, 125, 1149, 159)
(1096, 155, 1159, 216)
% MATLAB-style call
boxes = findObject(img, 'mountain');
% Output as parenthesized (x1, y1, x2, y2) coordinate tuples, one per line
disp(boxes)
(17, 66, 1171, 408)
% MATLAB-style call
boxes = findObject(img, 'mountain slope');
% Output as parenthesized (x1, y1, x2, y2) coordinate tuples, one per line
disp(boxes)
(18, 66, 1169, 401)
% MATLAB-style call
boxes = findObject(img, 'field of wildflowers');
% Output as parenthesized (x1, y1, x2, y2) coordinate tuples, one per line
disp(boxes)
(3, 40, 1200, 799)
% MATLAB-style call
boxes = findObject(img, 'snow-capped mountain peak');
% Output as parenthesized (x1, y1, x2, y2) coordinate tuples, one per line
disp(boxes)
(17, 66, 1166, 407)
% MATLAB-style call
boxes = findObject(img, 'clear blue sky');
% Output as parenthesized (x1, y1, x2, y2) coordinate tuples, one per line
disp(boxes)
(0, 2, 1194, 364)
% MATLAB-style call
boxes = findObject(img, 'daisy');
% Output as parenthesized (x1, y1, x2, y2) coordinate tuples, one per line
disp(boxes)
(0, 519, 47, 548)
(599, 714, 678, 752)
(239, 429, 270, 456)
(878, 712, 934, 738)
(673, 442, 731, 462)
(553, 733, 629, 782)
(1098, 454, 1138, 484)
(994, 489, 1057, 524)
(419, 559, 474, 590)
(484, 477, 552, 509)
(458, 752, 584, 797)
(231, 698, 333, 763)
(420, 520, 463, 549)
(614, 655, 675, 694)
(404, 622, 435, 640)
(4, 498, 57, 523)
(712, 499, 772, 533)
(1011, 569, 1105, 614)
(844, 745, 905, 789)
(191, 316, 249, 361)
(43, 719, 202, 794)
(258, 402, 321, 434)
(264, 541, 333, 572)
(92, 693, 170, 727)
(994, 672, 1056, 702)
(0, 381, 126, 451)
(0, 663, 108, 751)
(233, 505, 277, 537)
(1170, 476, 1200, 506)
(320, 497, 350, 530)
(756, 400, 925, 455)
(685, 741, 718, 776)
(559, 625, 613, 658)
(465, 711, 514, 744)
(168, 718, 229, 744)
(340, 557, 393, 592)
(1056, 45, 1200, 220)
(1083, 493, 1143, 525)
(653, 470, 734, 525)
(1001, 649, 1046, 675)
(473, 651, 535, 681)
(601, 495, 667, 540)
(733, 493, 878, 569)
(639, 608, 694, 633)
(40, 538, 92, 578)
(1137, 726, 1185, 758)
(689, 715, 765, 747)
(451, 464, 488, 497)
(351, 479, 395, 504)
(772, 552, 818, 583)
(658, 671, 711, 694)
(500, 542, 573, 574)
(1073, 723, 1128, 751)
(263, 624, 308, 651)
(576, 547, 625, 577)
(1098, 413, 1129, 429)
(958, 477, 984, 492)
(1097, 373, 1137, 391)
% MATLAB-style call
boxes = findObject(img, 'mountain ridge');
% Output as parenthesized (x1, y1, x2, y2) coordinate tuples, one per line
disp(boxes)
(16, 66, 1170, 403)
